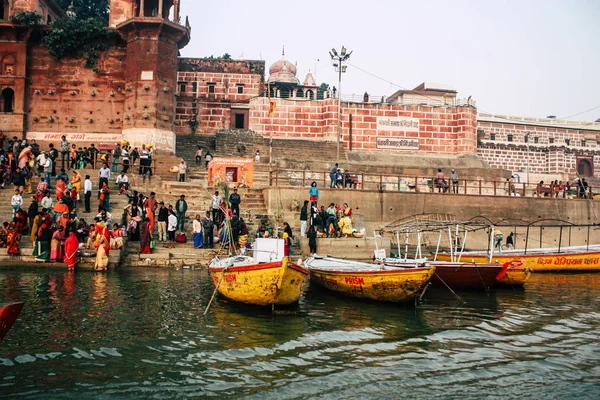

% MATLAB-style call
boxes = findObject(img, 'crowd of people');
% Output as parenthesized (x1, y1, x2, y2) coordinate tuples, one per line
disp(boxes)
(0, 134, 162, 269)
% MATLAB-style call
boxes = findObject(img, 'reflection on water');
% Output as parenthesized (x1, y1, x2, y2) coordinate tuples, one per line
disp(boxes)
(0, 269, 599, 399)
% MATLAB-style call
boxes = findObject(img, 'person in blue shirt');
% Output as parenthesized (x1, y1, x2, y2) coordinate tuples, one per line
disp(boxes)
(309, 181, 319, 202)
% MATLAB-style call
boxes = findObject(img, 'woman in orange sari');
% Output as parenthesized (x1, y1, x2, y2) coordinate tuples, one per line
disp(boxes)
(53, 198, 69, 221)
(71, 171, 82, 199)
(95, 233, 109, 271)
(18, 146, 32, 170)
(63, 232, 78, 270)
(56, 179, 67, 200)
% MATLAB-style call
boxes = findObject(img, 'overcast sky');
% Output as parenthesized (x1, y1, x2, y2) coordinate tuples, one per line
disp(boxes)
(179, 0, 600, 122)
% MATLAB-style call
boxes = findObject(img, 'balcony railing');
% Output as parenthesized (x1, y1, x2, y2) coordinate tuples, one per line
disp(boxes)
(268, 169, 594, 199)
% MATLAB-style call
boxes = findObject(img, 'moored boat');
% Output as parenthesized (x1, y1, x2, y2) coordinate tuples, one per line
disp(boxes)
(0, 302, 24, 341)
(435, 245, 600, 272)
(383, 258, 505, 290)
(303, 256, 435, 302)
(208, 238, 309, 306)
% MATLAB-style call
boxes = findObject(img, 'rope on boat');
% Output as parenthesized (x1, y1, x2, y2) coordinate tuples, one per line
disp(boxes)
(433, 271, 464, 303)
(203, 266, 228, 316)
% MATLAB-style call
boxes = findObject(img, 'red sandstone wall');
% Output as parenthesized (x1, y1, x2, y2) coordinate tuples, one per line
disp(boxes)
(175, 59, 265, 134)
(26, 44, 127, 135)
(246, 98, 477, 154)
(0, 40, 28, 136)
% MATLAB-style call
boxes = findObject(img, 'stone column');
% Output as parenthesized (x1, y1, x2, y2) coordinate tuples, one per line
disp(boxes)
(158, 0, 163, 17)
(140, 0, 145, 16)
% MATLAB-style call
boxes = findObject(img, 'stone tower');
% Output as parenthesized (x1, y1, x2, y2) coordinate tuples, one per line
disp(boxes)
(110, 0, 189, 153)
(0, 0, 61, 138)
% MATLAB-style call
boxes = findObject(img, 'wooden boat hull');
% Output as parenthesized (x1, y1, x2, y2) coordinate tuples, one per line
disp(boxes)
(497, 267, 532, 287)
(209, 257, 309, 306)
(385, 260, 504, 290)
(308, 265, 435, 303)
(0, 302, 24, 341)
(436, 251, 600, 272)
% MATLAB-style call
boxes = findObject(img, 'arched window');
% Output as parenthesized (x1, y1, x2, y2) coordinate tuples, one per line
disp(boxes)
(1, 87, 15, 112)
(307, 90, 314, 100)
(577, 158, 593, 177)
(296, 88, 304, 98)
(1, 54, 16, 75)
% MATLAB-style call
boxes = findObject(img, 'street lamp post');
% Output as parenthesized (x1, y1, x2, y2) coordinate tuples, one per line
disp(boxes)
(329, 46, 352, 162)
(525, 132, 530, 196)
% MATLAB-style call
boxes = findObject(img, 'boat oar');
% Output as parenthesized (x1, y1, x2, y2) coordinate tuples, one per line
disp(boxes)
(203, 267, 228, 316)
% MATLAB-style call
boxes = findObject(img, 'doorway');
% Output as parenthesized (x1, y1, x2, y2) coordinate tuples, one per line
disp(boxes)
(230, 109, 249, 130)
(0, 87, 14, 112)
(577, 158, 593, 177)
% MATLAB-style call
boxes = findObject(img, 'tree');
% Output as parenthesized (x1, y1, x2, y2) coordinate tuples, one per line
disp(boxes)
(43, 1, 116, 71)
(222, 53, 232, 60)
(317, 83, 330, 100)
(55, 0, 109, 23)
(10, 11, 43, 26)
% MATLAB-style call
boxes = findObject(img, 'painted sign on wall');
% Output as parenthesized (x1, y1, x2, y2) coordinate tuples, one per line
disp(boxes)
(377, 116, 419, 132)
(376, 137, 420, 150)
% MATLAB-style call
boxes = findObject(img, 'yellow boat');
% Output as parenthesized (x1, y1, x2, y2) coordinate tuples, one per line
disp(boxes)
(304, 256, 435, 302)
(209, 255, 309, 306)
(436, 246, 600, 272)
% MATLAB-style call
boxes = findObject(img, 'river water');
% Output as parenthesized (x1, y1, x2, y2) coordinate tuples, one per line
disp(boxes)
(0, 267, 599, 399)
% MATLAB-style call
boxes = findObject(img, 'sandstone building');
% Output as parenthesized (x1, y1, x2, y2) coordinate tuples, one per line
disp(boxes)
(1, 0, 599, 180)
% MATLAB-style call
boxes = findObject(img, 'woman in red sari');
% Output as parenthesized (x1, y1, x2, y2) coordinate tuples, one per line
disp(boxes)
(6, 222, 19, 256)
(36, 177, 48, 202)
(63, 232, 79, 270)
(14, 209, 28, 236)
(140, 217, 152, 254)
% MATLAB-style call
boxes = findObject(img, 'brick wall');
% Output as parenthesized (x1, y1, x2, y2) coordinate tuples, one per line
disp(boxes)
(245, 98, 477, 154)
(477, 120, 600, 177)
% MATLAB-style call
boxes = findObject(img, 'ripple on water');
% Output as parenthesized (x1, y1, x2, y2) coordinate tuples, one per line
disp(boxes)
(0, 269, 599, 399)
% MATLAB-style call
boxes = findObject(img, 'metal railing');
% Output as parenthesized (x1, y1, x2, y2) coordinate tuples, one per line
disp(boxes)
(268, 169, 595, 199)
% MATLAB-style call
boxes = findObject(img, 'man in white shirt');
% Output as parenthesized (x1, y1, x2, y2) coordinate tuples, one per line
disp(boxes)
(178, 159, 187, 182)
(11, 190, 23, 218)
(139, 144, 149, 175)
(36, 152, 46, 176)
(84, 175, 92, 213)
(167, 210, 178, 247)
(98, 163, 110, 198)
(116, 172, 129, 193)
(43, 156, 52, 187)
(41, 192, 53, 210)
(210, 191, 223, 225)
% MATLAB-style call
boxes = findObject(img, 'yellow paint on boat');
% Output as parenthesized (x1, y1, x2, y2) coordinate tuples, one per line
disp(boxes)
(436, 252, 600, 272)
(497, 267, 533, 286)
(309, 266, 435, 302)
(209, 257, 309, 306)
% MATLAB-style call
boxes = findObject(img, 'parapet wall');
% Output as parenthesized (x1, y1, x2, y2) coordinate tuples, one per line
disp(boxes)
(263, 187, 600, 249)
